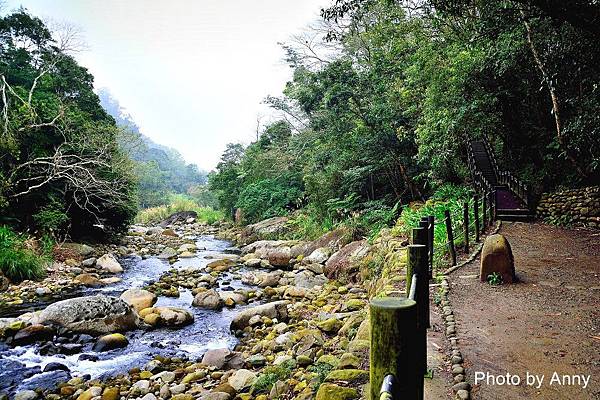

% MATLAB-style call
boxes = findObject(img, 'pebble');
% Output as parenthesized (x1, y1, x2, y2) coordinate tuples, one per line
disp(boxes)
(452, 382, 470, 392)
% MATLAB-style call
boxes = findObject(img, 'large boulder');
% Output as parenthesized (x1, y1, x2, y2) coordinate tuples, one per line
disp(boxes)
(241, 217, 289, 242)
(96, 254, 123, 274)
(201, 348, 244, 369)
(303, 227, 353, 258)
(304, 247, 332, 264)
(324, 240, 371, 280)
(230, 301, 289, 331)
(120, 288, 157, 312)
(159, 211, 198, 228)
(192, 289, 223, 310)
(480, 234, 515, 284)
(37, 295, 139, 334)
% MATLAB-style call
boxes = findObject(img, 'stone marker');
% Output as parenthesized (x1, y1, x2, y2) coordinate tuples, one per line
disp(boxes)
(480, 234, 515, 283)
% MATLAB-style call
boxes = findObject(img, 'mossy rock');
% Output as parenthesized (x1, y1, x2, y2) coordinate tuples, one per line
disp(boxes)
(354, 319, 369, 341)
(317, 318, 343, 333)
(344, 299, 364, 311)
(101, 387, 119, 400)
(315, 383, 358, 400)
(324, 369, 368, 384)
(316, 354, 339, 367)
(338, 353, 360, 369)
(348, 340, 369, 353)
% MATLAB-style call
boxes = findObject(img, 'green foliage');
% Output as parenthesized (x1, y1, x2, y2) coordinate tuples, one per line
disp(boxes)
(235, 178, 302, 223)
(251, 360, 295, 394)
(0, 226, 48, 282)
(396, 184, 473, 266)
(0, 10, 138, 239)
(307, 362, 336, 387)
(135, 194, 224, 225)
(487, 272, 503, 286)
(33, 198, 69, 236)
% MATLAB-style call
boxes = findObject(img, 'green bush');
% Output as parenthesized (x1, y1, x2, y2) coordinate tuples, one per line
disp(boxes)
(235, 178, 302, 224)
(0, 226, 48, 282)
(33, 198, 69, 236)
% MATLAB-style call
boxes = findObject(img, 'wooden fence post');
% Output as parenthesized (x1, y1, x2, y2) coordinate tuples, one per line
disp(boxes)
(428, 215, 434, 278)
(444, 210, 457, 266)
(463, 202, 469, 252)
(474, 195, 480, 242)
(370, 298, 418, 400)
(407, 227, 425, 292)
(408, 244, 428, 399)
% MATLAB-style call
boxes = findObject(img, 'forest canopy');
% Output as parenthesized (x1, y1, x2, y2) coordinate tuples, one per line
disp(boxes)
(209, 0, 600, 228)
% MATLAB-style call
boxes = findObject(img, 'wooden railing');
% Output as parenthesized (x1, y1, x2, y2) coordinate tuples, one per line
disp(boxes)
(497, 171, 530, 207)
(467, 138, 531, 209)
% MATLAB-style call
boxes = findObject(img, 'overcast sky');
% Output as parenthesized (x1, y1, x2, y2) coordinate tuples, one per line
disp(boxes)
(3, 0, 331, 171)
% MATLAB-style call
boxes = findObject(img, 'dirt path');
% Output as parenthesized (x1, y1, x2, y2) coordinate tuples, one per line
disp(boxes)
(448, 222, 600, 400)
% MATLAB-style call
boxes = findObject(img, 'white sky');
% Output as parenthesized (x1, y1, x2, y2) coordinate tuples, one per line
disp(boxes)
(4, 0, 331, 171)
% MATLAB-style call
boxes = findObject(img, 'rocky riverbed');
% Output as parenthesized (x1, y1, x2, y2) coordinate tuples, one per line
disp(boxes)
(0, 217, 375, 400)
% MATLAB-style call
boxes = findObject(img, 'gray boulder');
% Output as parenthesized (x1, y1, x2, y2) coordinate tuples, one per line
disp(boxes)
(37, 295, 139, 334)
(230, 300, 289, 331)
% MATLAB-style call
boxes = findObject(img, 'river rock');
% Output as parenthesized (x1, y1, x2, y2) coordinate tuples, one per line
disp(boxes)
(14, 390, 38, 400)
(305, 247, 332, 264)
(230, 300, 289, 330)
(37, 295, 139, 334)
(74, 273, 103, 287)
(142, 307, 194, 327)
(13, 324, 55, 345)
(294, 270, 328, 289)
(120, 288, 157, 312)
(201, 348, 231, 368)
(157, 247, 177, 259)
(192, 289, 223, 309)
(92, 333, 129, 352)
(96, 254, 123, 274)
(324, 240, 370, 279)
(480, 234, 515, 284)
(81, 257, 97, 267)
(60, 243, 95, 258)
(228, 369, 257, 391)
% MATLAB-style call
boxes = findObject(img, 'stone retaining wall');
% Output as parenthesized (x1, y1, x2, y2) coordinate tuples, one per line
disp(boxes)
(536, 186, 600, 228)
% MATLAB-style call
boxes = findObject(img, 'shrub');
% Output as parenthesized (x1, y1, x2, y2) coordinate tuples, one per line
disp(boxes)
(0, 226, 48, 282)
(251, 360, 295, 394)
(235, 178, 302, 224)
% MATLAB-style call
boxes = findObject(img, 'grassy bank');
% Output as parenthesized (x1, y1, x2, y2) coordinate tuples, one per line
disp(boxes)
(135, 195, 224, 225)
(0, 226, 50, 282)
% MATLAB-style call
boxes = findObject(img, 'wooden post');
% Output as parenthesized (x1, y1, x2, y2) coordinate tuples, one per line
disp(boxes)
(408, 244, 428, 399)
(444, 210, 457, 266)
(474, 195, 480, 242)
(428, 215, 434, 277)
(370, 298, 418, 400)
(490, 190, 496, 223)
(413, 225, 427, 246)
(482, 192, 487, 229)
(407, 229, 425, 292)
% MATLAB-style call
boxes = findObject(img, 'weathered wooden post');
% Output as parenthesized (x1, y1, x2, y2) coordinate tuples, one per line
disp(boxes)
(428, 215, 434, 277)
(408, 227, 426, 292)
(370, 298, 418, 400)
(444, 210, 457, 266)
(408, 244, 428, 399)
(463, 202, 469, 252)
(474, 195, 480, 242)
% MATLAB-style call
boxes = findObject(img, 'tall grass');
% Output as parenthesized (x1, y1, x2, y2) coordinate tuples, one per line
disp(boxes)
(394, 184, 474, 268)
(135, 194, 224, 225)
(0, 226, 48, 282)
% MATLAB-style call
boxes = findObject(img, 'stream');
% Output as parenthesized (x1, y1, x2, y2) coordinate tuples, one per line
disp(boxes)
(0, 235, 255, 394)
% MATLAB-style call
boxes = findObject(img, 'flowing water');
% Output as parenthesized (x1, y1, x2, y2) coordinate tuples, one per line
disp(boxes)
(0, 235, 255, 394)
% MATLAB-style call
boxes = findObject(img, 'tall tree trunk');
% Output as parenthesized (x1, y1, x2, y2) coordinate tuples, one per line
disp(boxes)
(521, 11, 587, 178)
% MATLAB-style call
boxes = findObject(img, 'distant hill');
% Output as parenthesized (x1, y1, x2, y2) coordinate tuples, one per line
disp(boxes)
(97, 88, 207, 207)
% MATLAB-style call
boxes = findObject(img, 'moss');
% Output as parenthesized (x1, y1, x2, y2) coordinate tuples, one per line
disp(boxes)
(315, 383, 358, 400)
